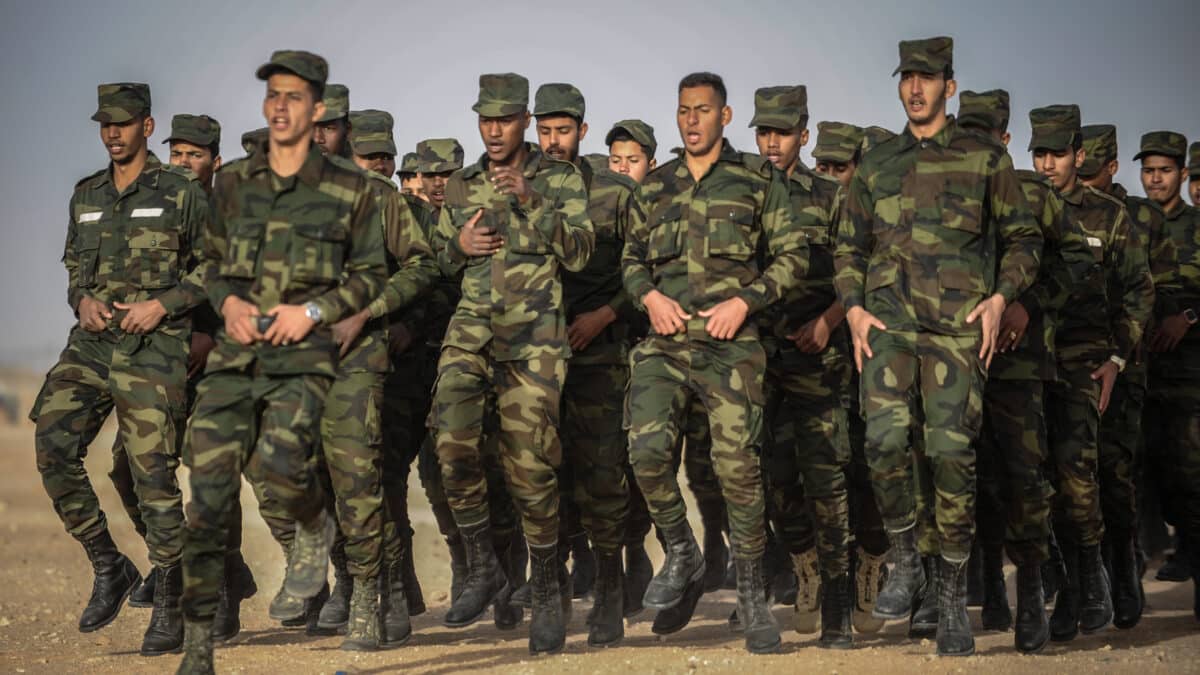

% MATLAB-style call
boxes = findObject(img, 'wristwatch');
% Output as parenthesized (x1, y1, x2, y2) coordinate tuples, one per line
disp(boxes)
(1184, 308, 1198, 325)
(1109, 354, 1127, 373)
(304, 302, 323, 324)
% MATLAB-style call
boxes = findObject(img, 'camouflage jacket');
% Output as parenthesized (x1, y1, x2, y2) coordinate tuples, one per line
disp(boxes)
(1148, 200, 1200, 381)
(66, 152, 210, 344)
(1106, 182, 1165, 385)
(989, 171, 1094, 381)
(1054, 182, 1154, 365)
(204, 144, 387, 377)
(564, 161, 642, 366)
(622, 140, 807, 343)
(433, 143, 595, 362)
(834, 117, 1043, 337)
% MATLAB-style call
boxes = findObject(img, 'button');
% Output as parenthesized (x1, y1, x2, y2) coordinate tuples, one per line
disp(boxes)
(150, 238, 157, 246)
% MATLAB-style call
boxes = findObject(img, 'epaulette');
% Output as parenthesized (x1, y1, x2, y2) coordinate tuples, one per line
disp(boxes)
(73, 168, 106, 190)
(1084, 184, 1127, 211)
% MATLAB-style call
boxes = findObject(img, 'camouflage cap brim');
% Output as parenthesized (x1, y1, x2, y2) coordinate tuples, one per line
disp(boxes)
(604, 119, 657, 158)
(91, 107, 138, 124)
(350, 139, 397, 156)
(1028, 131, 1076, 153)
(91, 82, 151, 124)
(748, 111, 803, 130)
(472, 101, 527, 118)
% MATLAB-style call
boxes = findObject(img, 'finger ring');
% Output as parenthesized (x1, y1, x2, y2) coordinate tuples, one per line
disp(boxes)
(1009, 331, 1017, 339)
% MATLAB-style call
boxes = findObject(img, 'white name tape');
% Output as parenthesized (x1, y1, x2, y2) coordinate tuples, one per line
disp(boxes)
(131, 208, 164, 218)
(1087, 236, 1103, 248)
(77, 212, 102, 223)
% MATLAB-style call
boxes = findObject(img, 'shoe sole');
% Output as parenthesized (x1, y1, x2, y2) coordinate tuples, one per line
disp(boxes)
(643, 563, 704, 611)
(529, 640, 565, 655)
(1015, 636, 1048, 654)
(746, 638, 783, 655)
(1079, 618, 1112, 634)
(340, 640, 379, 652)
(817, 639, 853, 650)
(127, 598, 154, 609)
(587, 632, 624, 648)
(269, 605, 307, 622)
(381, 630, 412, 649)
(651, 579, 705, 635)
(139, 643, 183, 657)
(443, 590, 501, 629)
(78, 573, 140, 634)
(936, 647, 976, 657)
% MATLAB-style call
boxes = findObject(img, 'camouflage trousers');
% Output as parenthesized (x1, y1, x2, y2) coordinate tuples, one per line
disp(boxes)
(861, 329, 985, 562)
(560, 363, 631, 554)
(181, 369, 330, 620)
(1143, 379, 1200, 544)
(1046, 359, 1105, 547)
(31, 330, 186, 566)
(975, 378, 1054, 565)
(761, 345, 851, 575)
(846, 378, 889, 556)
(625, 336, 766, 559)
(1098, 373, 1145, 534)
(432, 346, 564, 548)
(380, 372, 427, 567)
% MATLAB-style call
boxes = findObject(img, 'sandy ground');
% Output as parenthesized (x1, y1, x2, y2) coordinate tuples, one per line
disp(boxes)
(0, 367, 1198, 674)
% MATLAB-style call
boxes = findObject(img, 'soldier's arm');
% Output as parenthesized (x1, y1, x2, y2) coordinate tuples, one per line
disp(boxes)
(434, 204, 469, 277)
(1016, 190, 1090, 316)
(153, 181, 212, 317)
(740, 169, 808, 314)
(367, 190, 437, 319)
(621, 188, 656, 311)
(529, 168, 595, 272)
(1109, 208, 1155, 360)
(64, 197, 86, 314)
(989, 154, 1043, 303)
(204, 173, 240, 318)
(602, 188, 640, 322)
(1144, 208, 1182, 318)
(833, 170, 872, 311)
(308, 184, 387, 324)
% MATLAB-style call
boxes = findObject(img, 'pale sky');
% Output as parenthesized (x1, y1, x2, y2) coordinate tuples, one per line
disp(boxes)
(1, 0, 1197, 368)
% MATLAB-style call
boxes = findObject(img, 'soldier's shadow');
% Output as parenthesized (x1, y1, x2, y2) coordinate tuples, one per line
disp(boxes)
(231, 627, 335, 647)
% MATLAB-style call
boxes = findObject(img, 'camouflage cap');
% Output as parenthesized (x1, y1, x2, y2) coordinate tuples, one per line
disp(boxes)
(1079, 124, 1118, 177)
(533, 82, 585, 120)
(1027, 104, 1081, 152)
(91, 82, 151, 123)
(162, 114, 220, 149)
(605, 119, 657, 159)
(812, 121, 864, 163)
(398, 152, 420, 176)
(861, 126, 896, 155)
(957, 89, 1010, 133)
(472, 73, 529, 117)
(415, 138, 464, 173)
(1133, 130, 1188, 162)
(748, 85, 808, 130)
(893, 36, 953, 76)
(1190, 141, 1200, 177)
(317, 83, 350, 123)
(347, 109, 396, 157)
(241, 127, 268, 155)
(584, 153, 609, 172)
(255, 50, 328, 93)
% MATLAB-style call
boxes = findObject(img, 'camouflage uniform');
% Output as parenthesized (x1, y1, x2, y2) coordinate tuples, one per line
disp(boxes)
(180, 52, 387, 622)
(31, 84, 209, 576)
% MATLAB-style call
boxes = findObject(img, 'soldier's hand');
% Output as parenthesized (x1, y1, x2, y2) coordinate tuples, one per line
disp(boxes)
(263, 304, 317, 346)
(490, 166, 535, 205)
(1149, 313, 1190, 352)
(788, 304, 844, 354)
(221, 296, 262, 346)
(698, 297, 750, 341)
(333, 309, 370, 358)
(458, 209, 503, 256)
(967, 293, 1007, 369)
(113, 299, 168, 334)
(846, 306, 887, 373)
(389, 322, 414, 355)
(643, 290, 692, 336)
(568, 305, 617, 352)
(1091, 360, 1120, 414)
(997, 300, 1030, 353)
(77, 295, 113, 333)
(187, 332, 215, 378)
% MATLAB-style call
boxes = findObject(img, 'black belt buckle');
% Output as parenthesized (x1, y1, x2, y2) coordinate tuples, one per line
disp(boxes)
(256, 315, 276, 334)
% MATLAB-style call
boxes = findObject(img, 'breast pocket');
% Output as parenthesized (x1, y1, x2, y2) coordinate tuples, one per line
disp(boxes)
(220, 217, 264, 280)
(705, 204, 757, 261)
(74, 224, 102, 288)
(645, 203, 684, 264)
(291, 222, 348, 283)
(940, 179, 984, 236)
(127, 224, 181, 289)
(506, 210, 552, 256)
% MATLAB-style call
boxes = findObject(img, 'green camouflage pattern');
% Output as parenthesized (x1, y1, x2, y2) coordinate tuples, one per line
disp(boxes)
(892, 36, 952, 76)
(241, 128, 267, 156)
(1147, 201, 1200, 381)
(533, 82, 585, 119)
(560, 363, 629, 553)
(748, 85, 808, 130)
(1080, 124, 1117, 177)
(318, 83, 350, 123)
(860, 126, 895, 155)
(1047, 360, 1105, 545)
(812, 121, 863, 164)
(1189, 141, 1200, 177)
(348, 109, 397, 157)
(956, 89, 1009, 134)
(91, 82, 150, 123)
(472, 72, 529, 117)
(398, 152, 420, 176)
(1028, 104, 1080, 152)
(1134, 130, 1188, 161)
(163, 114, 220, 149)
(415, 138, 465, 173)
(256, 49, 328, 90)
(1143, 380, 1200, 550)
(605, 119, 657, 159)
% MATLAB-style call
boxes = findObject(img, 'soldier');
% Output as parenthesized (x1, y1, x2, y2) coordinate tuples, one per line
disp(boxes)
(1189, 142, 1200, 206)
(177, 50, 387, 672)
(241, 127, 267, 155)
(622, 71, 807, 654)
(1025, 106, 1153, 643)
(30, 82, 209, 656)
(835, 38, 1043, 657)
(812, 122, 864, 188)
(313, 83, 350, 157)
(1079, 123, 1165, 629)
(1138, 131, 1200, 621)
(532, 83, 643, 646)
(397, 152, 426, 201)
(749, 85, 854, 647)
(429, 72, 594, 655)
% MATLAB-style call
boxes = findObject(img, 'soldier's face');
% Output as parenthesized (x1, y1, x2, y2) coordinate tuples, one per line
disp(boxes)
(169, 141, 220, 187)
(536, 115, 587, 163)
(1033, 147, 1083, 191)
(755, 126, 807, 173)
(1141, 156, 1184, 207)
(677, 86, 731, 157)
(402, 175, 428, 201)
(1190, 176, 1200, 206)
(263, 74, 324, 148)
(608, 140, 654, 184)
(898, 72, 952, 126)
(479, 112, 531, 164)
(421, 171, 453, 208)
(815, 160, 856, 188)
(314, 119, 348, 156)
(353, 152, 395, 178)
(100, 115, 152, 165)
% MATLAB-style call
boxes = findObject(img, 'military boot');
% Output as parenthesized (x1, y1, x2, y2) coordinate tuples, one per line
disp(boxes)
(623, 541, 653, 617)
(213, 552, 258, 642)
(1014, 563, 1048, 653)
(1049, 532, 1080, 642)
(818, 572, 853, 649)
(270, 544, 305, 623)
(852, 546, 887, 633)
(1042, 527, 1065, 601)
(980, 540, 1012, 631)
(587, 551, 624, 647)
(340, 578, 380, 651)
(735, 557, 781, 654)
(316, 541, 352, 633)
(492, 533, 523, 630)
(129, 566, 159, 608)
(570, 532, 596, 599)
(400, 529, 426, 616)
(1110, 527, 1143, 630)
(1156, 534, 1190, 581)
(873, 527, 925, 619)
(643, 520, 704, 610)
(1078, 543, 1113, 633)
(380, 556, 411, 648)
(447, 533, 468, 604)
(175, 619, 214, 675)
(966, 540, 984, 607)
(908, 556, 938, 639)
(443, 519, 505, 628)
(936, 556, 974, 657)
(140, 563, 183, 655)
(701, 519, 729, 593)
(790, 548, 821, 634)
(528, 543, 566, 655)
(284, 512, 337, 599)
(78, 530, 141, 633)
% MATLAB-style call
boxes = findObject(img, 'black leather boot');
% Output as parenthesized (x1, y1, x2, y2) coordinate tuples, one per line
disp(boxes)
(702, 517, 729, 593)
(818, 573, 852, 650)
(129, 566, 158, 608)
(587, 551, 624, 647)
(528, 544, 566, 655)
(1049, 532, 1080, 642)
(643, 520, 704, 610)
(380, 556, 411, 648)
(1078, 543, 1113, 633)
(78, 530, 141, 633)
(1042, 527, 1065, 601)
(447, 532, 468, 604)
(400, 529, 425, 616)
(213, 552, 257, 642)
(1014, 563, 1048, 653)
(980, 540, 1011, 631)
(1109, 528, 1143, 630)
(874, 527, 925, 619)
(935, 556, 974, 656)
(623, 541, 653, 617)
(140, 563, 183, 656)
(443, 519, 505, 628)
(966, 540, 984, 607)
(908, 556, 938, 639)
(316, 541, 352, 633)
(492, 533, 522, 630)
(735, 557, 781, 654)
(570, 532, 596, 599)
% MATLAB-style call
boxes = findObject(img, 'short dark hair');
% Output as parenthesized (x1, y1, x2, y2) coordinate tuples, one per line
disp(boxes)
(607, 128, 653, 160)
(536, 113, 583, 129)
(944, 66, 955, 80)
(679, 72, 727, 107)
